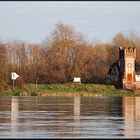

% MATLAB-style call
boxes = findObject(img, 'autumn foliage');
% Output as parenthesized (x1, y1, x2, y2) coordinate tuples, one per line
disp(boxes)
(0, 22, 140, 88)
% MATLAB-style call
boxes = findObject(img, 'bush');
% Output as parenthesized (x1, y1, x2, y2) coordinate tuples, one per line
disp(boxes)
(0, 82, 11, 92)
(11, 88, 23, 96)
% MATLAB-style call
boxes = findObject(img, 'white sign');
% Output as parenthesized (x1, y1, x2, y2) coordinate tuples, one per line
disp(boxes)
(136, 75, 140, 82)
(11, 72, 19, 80)
(74, 77, 81, 83)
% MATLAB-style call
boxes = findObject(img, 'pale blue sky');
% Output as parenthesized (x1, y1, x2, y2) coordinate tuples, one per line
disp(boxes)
(0, 1, 140, 44)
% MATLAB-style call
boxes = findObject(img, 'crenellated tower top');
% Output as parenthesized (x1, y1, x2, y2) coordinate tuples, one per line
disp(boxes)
(124, 47, 136, 59)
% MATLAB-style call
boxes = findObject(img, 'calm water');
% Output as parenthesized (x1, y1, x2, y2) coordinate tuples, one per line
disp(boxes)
(0, 96, 140, 138)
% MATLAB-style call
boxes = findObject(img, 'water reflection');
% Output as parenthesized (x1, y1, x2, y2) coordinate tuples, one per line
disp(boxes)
(123, 97, 140, 138)
(74, 96, 80, 117)
(0, 96, 140, 138)
(11, 97, 18, 138)
(73, 96, 81, 137)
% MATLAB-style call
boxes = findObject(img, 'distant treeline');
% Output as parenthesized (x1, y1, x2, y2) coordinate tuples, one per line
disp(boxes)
(1, 22, 140, 88)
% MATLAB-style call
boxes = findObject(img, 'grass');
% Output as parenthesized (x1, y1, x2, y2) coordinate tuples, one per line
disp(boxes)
(0, 83, 139, 96)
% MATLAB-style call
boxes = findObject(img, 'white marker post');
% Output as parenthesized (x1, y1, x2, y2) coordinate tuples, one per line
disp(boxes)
(11, 72, 19, 90)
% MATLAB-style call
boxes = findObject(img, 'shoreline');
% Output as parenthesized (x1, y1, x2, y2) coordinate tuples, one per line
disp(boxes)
(0, 83, 139, 97)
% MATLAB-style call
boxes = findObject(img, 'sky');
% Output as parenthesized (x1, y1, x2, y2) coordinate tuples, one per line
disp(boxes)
(0, 1, 140, 44)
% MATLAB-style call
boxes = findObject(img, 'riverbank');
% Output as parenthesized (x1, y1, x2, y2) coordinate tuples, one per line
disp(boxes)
(0, 83, 139, 97)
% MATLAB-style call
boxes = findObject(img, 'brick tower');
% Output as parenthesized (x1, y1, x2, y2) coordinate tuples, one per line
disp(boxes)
(122, 47, 136, 89)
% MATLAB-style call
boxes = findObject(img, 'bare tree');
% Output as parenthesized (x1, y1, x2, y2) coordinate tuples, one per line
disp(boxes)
(0, 42, 8, 83)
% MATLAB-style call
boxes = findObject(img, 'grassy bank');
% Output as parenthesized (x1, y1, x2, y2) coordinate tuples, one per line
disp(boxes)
(0, 83, 139, 97)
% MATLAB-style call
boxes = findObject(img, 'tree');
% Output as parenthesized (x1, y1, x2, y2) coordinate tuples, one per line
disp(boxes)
(6, 40, 29, 84)
(0, 42, 8, 84)
(42, 22, 96, 83)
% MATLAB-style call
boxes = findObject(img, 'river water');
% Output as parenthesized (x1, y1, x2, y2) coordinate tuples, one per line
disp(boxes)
(0, 96, 140, 138)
